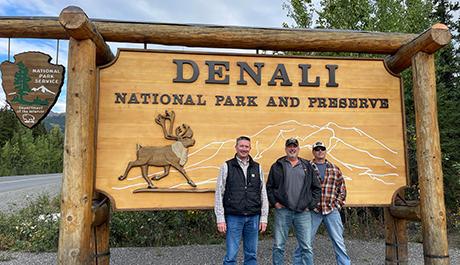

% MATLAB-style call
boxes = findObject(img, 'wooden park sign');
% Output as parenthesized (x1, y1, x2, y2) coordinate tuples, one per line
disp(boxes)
(96, 50, 407, 210)
(0, 52, 64, 128)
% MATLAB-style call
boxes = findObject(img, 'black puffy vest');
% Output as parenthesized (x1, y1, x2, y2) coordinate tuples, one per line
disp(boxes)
(223, 157, 262, 216)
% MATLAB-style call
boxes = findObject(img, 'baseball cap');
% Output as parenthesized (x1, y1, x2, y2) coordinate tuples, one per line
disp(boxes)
(312, 141, 326, 150)
(285, 138, 299, 147)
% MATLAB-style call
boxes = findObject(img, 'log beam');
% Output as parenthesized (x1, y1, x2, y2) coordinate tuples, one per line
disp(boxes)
(412, 52, 449, 265)
(385, 23, 451, 74)
(389, 204, 421, 222)
(91, 21, 416, 54)
(57, 38, 97, 265)
(0, 16, 417, 54)
(0, 17, 68, 38)
(59, 6, 114, 65)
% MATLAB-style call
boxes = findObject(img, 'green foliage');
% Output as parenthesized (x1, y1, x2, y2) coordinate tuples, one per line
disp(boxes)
(370, 0, 433, 33)
(110, 210, 222, 247)
(432, 0, 460, 215)
(289, 0, 433, 33)
(372, 0, 406, 32)
(341, 208, 385, 239)
(282, 0, 315, 28)
(0, 108, 63, 176)
(0, 195, 61, 252)
(403, 0, 433, 32)
(0, 106, 19, 147)
(317, 0, 373, 30)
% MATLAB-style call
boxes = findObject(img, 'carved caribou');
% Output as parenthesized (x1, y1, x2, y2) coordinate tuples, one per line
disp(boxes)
(118, 110, 197, 188)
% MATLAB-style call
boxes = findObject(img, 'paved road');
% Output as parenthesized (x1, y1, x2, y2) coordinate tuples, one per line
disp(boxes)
(0, 174, 61, 193)
(0, 173, 62, 212)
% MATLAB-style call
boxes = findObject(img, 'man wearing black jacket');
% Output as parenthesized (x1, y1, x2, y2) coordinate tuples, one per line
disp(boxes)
(267, 138, 321, 265)
(214, 136, 269, 265)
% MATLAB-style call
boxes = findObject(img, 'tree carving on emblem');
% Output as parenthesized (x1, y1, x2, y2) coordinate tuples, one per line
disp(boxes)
(119, 110, 197, 189)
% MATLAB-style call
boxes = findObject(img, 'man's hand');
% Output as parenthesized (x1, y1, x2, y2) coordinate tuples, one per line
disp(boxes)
(274, 202, 285, 209)
(217, 222, 226, 233)
(259, 222, 267, 233)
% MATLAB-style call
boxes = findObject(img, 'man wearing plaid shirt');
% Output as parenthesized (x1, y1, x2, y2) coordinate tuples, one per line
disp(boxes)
(295, 141, 351, 264)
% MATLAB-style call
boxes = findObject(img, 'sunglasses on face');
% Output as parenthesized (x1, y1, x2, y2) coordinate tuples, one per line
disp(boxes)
(313, 147, 326, 151)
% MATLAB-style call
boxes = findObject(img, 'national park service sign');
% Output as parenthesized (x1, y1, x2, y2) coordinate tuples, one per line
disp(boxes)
(1, 52, 65, 128)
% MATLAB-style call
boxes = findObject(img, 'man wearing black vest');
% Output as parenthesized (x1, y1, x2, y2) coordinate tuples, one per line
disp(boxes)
(267, 138, 321, 265)
(214, 136, 269, 265)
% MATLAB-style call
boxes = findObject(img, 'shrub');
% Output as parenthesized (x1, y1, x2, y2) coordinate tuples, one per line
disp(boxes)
(0, 195, 61, 252)
(110, 210, 223, 247)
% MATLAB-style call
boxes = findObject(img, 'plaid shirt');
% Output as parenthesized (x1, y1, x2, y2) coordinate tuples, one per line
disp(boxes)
(311, 159, 346, 215)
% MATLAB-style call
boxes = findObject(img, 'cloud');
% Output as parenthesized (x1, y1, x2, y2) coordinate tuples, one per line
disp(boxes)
(52, 97, 66, 113)
(0, 0, 292, 26)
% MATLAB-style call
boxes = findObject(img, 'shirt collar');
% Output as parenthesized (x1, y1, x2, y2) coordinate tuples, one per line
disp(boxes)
(236, 155, 249, 166)
(284, 157, 300, 166)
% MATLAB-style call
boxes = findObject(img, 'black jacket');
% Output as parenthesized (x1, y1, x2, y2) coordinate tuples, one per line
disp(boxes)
(266, 156, 321, 212)
(223, 156, 262, 216)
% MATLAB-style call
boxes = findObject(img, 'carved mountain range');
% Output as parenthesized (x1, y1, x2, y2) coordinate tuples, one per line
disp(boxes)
(31, 85, 56, 95)
(113, 120, 404, 190)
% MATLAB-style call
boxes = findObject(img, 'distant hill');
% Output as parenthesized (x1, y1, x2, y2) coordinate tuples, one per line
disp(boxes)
(43, 112, 65, 132)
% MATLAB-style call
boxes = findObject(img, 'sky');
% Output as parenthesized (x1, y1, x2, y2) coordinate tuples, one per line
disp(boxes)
(0, 0, 296, 113)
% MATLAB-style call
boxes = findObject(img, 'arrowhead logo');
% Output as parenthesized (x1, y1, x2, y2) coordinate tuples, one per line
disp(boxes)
(1, 52, 65, 128)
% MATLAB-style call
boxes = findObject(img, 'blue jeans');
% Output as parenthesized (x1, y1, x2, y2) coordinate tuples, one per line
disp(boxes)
(223, 214, 260, 265)
(294, 209, 351, 265)
(272, 208, 313, 265)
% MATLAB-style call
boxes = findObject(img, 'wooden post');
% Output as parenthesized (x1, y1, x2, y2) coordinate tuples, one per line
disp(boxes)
(91, 221, 110, 265)
(384, 208, 408, 265)
(412, 52, 450, 265)
(57, 7, 113, 264)
(91, 195, 110, 265)
(57, 37, 97, 265)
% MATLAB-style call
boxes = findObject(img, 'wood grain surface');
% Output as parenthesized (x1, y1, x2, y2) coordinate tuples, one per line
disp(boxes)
(96, 50, 408, 210)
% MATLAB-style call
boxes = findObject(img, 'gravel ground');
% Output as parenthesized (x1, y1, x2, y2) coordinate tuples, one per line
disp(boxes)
(0, 235, 458, 264)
